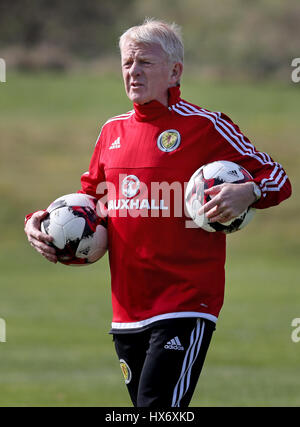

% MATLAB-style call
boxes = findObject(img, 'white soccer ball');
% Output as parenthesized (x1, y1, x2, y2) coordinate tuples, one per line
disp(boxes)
(41, 193, 108, 265)
(185, 160, 255, 233)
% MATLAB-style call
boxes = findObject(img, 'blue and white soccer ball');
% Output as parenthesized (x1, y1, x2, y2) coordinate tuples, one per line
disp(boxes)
(185, 160, 255, 233)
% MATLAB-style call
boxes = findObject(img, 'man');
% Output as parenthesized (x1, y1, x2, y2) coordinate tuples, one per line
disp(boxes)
(25, 19, 292, 407)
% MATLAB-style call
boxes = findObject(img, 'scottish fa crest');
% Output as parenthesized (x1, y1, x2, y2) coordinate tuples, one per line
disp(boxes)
(157, 129, 181, 152)
(119, 359, 132, 384)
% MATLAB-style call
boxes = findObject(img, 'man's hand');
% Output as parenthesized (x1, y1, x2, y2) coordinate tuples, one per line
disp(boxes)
(24, 211, 57, 263)
(198, 182, 256, 223)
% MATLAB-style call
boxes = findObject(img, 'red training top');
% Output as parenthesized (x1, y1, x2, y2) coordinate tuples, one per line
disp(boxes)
(79, 86, 291, 332)
(26, 86, 292, 332)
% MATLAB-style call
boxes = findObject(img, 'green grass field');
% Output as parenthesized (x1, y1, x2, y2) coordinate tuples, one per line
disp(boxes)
(0, 71, 299, 406)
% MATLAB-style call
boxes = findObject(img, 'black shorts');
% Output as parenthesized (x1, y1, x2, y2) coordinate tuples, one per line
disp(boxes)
(113, 317, 215, 407)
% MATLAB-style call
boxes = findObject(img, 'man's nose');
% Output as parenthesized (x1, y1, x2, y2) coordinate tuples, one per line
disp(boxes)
(129, 61, 141, 76)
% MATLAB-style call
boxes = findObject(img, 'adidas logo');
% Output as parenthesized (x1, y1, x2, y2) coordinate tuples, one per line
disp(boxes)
(164, 336, 184, 351)
(109, 137, 121, 150)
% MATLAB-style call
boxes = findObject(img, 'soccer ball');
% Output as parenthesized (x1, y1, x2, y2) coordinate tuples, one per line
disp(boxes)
(185, 160, 255, 233)
(41, 193, 108, 265)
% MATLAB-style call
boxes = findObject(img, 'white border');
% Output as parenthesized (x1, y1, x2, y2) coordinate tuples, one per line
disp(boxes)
(111, 311, 217, 331)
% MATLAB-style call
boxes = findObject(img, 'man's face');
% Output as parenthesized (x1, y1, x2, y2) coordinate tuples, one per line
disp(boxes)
(121, 40, 181, 106)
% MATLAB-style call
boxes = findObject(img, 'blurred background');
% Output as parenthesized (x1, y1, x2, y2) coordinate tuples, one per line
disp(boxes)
(0, 0, 299, 406)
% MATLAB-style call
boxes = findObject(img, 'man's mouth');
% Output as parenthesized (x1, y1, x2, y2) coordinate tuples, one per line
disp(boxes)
(131, 82, 144, 88)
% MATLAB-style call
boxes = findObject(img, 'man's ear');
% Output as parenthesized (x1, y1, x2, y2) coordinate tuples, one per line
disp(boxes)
(170, 62, 183, 85)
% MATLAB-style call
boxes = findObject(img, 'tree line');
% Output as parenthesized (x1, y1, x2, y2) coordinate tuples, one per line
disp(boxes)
(0, 0, 299, 79)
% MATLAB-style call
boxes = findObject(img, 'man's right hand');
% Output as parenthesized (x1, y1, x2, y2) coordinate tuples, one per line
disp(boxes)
(24, 210, 58, 263)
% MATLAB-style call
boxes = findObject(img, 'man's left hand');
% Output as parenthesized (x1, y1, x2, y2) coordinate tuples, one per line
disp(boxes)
(198, 182, 256, 224)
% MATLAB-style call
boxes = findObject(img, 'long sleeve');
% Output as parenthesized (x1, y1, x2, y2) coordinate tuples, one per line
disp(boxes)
(207, 112, 292, 209)
(79, 128, 106, 198)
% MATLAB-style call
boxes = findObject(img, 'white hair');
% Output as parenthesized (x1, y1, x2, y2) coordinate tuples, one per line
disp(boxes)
(119, 18, 184, 64)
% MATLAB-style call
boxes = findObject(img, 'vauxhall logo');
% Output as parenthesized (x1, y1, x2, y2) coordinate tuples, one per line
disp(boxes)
(107, 175, 168, 213)
(108, 198, 168, 211)
(95, 173, 189, 219)
(121, 175, 140, 198)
